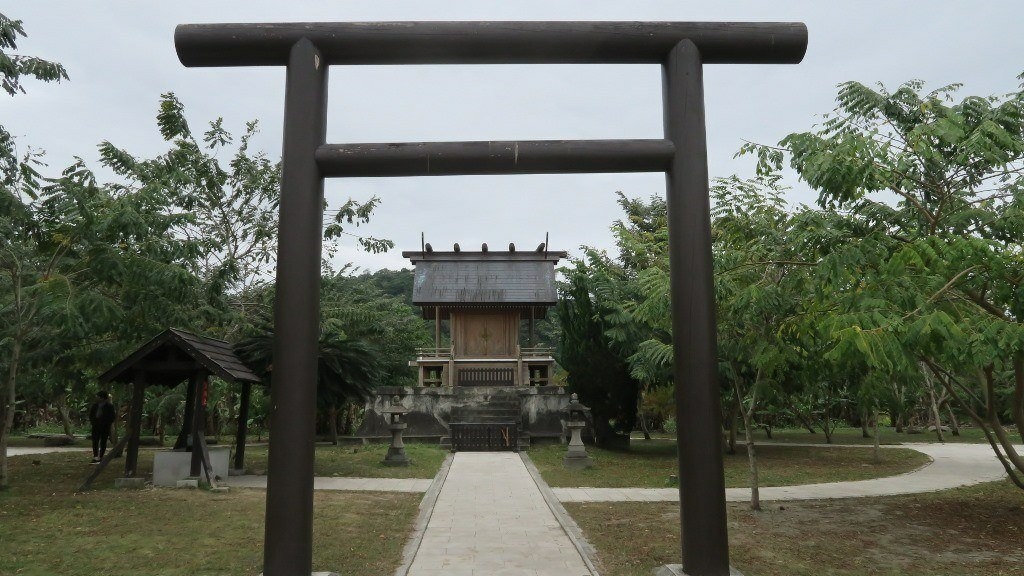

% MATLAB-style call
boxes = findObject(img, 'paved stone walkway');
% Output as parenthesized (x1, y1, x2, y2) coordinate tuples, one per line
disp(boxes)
(553, 442, 1015, 503)
(405, 452, 593, 576)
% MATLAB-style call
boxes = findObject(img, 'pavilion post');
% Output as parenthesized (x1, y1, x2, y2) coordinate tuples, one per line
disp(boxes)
(263, 37, 328, 576)
(124, 370, 146, 478)
(234, 381, 252, 471)
(189, 371, 208, 477)
(664, 39, 730, 576)
(174, 372, 198, 450)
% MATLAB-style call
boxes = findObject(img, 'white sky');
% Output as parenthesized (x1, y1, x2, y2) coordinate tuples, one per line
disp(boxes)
(6, 1, 1024, 271)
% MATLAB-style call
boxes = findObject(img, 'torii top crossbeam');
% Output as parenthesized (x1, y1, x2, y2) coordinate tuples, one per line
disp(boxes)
(175, 21, 806, 66)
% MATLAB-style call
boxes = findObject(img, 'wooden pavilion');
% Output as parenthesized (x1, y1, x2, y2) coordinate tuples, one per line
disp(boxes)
(82, 328, 261, 488)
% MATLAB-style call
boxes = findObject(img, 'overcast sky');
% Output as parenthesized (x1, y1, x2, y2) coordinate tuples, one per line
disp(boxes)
(7, 1, 1024, 271)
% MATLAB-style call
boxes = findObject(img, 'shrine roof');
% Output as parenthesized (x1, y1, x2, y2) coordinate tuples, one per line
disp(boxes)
(403, 249, 566, 306)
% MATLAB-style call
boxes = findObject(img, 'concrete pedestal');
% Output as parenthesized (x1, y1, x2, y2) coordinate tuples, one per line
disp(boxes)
(383, 422, 410, 467)
(153, 446, 230, 486)
(563, 420, 593, 469)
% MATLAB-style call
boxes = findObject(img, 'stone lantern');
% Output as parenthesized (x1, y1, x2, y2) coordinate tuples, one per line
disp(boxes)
(563, 392, 593, 469)
(382, 395, 410, 466)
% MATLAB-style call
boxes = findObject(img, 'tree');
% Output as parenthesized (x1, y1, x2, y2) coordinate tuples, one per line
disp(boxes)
(745, 77, 1024, 487)
(1, 12, 69, 489)
(557, 259, 639, 446)
(235, 320, 382, 444)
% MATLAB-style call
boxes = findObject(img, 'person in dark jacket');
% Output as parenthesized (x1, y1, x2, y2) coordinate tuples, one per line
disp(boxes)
(89, 391, 116, 463)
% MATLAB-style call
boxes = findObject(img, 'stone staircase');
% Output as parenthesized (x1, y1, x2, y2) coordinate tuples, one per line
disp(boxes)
(440, 387, 529, 451)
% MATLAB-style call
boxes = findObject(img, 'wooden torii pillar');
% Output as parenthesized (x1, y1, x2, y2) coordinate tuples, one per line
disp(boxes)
(174, 21, 807, 576)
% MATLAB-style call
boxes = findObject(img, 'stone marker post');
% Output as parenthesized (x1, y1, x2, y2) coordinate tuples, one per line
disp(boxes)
(383, 395, 410, 467)
(563, 393, 594, 469)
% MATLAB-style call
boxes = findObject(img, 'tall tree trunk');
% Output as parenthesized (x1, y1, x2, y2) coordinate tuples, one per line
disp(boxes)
(873, 408, 881, 464)
(822, 405, 833, 444)
(55, 392, 74, 438)
(328, 404, 339, 446)
(895, 412, 904, 434)
(946, 404, 961, 436)
(1, 336, 22, 490)
(922, 362, 945, 442)
(156, 413, 165, 446)
(727, 397, 739, 455)
(733, 372, 761, 512)
(637, 394, 652, 441)
(861, 409, 871, 439)
(343, 402, 356, 436)
(1014, 354, 1024, 440)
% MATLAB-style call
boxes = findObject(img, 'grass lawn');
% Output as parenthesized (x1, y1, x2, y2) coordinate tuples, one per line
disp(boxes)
(4, 439, 448, 479)
(743, 426, 995, 445)
(244, 442, 448, 479)
(529, 441, 931, 488)
(567, 479, 1024, 576)
(634, 426, 998, 445)
(0, 450, 422, 576)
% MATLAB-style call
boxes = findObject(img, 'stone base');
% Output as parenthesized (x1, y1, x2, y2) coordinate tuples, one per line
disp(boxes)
(563, 454, 594, 470)
(654, 565, 743, 576)
(383, 455, 411, 467)
(114, 477, 146, 490)
(176, 478, 199, 489)
(383, 445, 411, 466)
(209, 486, 230, 493)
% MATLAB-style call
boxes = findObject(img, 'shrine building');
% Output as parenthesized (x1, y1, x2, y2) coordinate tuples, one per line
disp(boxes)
(357, 242, 575, 451)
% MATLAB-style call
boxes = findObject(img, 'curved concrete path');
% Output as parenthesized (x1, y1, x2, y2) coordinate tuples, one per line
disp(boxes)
(7, 446, 89, 456)
(552, 442, 1016, 503)
(11, 442, 1018, 502)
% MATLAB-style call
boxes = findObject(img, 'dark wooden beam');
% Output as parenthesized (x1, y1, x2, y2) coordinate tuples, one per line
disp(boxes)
(174, 373, 200, 450)
(189, 372, 207, 477)
(234, 382, 252, 471)
(175, 21, 807, 67)
(664, 40, 730, 575)
(123, 371, 146, 478)
(315, 139, 674, 178)
(263, 38, 327, 576)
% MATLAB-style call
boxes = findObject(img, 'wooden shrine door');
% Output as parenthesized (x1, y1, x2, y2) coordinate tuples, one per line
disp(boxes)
(452, 311, 519, 358)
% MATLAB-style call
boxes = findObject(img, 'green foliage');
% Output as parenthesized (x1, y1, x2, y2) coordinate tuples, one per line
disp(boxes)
(556, 259, 639, 444)
(0, 13, 68, 97)
(235, 321, 382, 407)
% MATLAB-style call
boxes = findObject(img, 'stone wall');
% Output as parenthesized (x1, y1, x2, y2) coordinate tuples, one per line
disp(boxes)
(355, 385, 576, 445)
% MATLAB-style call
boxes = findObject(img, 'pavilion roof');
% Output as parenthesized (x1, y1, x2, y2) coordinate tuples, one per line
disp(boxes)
(98, 328, 262, 386)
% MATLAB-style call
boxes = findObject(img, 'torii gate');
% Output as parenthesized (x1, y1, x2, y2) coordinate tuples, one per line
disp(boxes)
(174, 21, 807, 576)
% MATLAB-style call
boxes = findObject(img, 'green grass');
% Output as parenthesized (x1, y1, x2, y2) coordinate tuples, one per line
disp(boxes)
(244, 442, 447, 478)
(567, 479, 1024, 576)
(635, 425, 999, 445)
(529, 441, 931, 488)
(742, 425, 995, 445)
(0, 450, 421, 576)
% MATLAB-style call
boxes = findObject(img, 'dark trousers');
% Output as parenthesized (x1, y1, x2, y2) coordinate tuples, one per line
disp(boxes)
(91, 425, 111, 458)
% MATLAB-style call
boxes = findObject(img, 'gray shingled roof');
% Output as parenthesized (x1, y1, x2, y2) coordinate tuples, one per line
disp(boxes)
(99, 328, 262, 386)
(404, 250, 565, 306)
